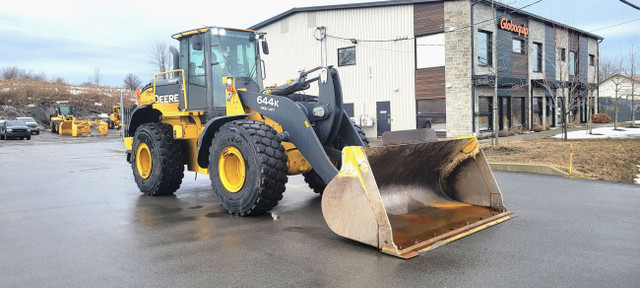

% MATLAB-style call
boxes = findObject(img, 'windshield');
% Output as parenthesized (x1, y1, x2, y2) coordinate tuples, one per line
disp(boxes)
(59, 106, 72, 116)
(7, 120, 26, 126)
(210, 29, 261, 88)
(17, 117, 35, 122)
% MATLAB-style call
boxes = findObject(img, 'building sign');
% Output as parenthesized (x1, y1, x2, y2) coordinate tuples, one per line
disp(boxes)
(499, 17, 529, 37)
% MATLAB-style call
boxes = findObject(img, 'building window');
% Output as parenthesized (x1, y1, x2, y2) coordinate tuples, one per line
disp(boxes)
(589, 54, 595, 66)
(478, 96, 492, 130)
(560, 48, 566, 61)
(512, 39, 524, 54)
(416, 98, 446, 132)
(477, 30, 492, 66)
(569, 51, 577, 76)
(532, 42, 542, 72)
(416, 33, 445, 69)
(512, 97, 525, 127)
(338, 46, 356, 66)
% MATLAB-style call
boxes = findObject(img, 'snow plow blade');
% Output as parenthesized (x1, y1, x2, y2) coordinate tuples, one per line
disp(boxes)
(322, 137, 514, 259)
(58, 119, 108, 136)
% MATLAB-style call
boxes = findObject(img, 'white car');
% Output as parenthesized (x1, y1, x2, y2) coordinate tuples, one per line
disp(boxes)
(16, 117, 39, 135)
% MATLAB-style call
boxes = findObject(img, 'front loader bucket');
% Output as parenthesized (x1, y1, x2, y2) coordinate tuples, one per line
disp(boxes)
(322, 138, 514, 259)
(58, 120, 74, 136)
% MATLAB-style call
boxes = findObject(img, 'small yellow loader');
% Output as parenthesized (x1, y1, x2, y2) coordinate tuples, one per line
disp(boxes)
(50, 104, 108, 137)
(125, 26, 513, 258)
(108, 105, 121, 129)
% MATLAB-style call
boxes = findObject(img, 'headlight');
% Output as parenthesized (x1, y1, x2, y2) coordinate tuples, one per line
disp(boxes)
(6, 128, 12, 132)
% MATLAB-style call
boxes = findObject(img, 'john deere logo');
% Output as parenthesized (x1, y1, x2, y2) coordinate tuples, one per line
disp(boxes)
(499, 17, 529, 37)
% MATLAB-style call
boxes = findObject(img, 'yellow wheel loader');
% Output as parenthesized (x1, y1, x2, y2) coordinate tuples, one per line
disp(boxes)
(50, 104, 108, 137)
(125, 27, 513, 258)
(108, 105, 122, 129)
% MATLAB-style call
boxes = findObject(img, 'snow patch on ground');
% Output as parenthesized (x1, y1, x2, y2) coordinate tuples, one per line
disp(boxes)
(552, 126, 640, 139)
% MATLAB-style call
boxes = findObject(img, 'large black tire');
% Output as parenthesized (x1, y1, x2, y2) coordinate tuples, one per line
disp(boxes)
(303, 124, 369, 194)
(131, 122, 185, 196)
(209, 120, 288, 216)
(26, 135, 31, 140)
(50, 121, 57, 133)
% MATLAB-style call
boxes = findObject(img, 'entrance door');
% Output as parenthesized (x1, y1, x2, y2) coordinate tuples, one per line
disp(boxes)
(376, 101, 391, 137)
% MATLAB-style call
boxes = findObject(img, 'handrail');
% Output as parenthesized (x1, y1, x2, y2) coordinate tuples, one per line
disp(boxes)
(153, 69, 188, 111)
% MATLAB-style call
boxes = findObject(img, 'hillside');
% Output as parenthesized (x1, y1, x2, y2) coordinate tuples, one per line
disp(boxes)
(0, 80, 137, 126)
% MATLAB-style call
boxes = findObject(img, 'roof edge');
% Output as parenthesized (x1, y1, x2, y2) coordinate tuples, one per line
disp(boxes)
(248, 0, 603, 41)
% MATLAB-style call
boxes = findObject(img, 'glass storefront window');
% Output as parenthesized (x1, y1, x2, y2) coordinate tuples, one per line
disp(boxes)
(512, 97, 524, 128)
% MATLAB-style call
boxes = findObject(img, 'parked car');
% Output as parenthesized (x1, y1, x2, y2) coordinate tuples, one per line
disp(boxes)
(16, 117, 40, 135)
(0, 120, 31, 140)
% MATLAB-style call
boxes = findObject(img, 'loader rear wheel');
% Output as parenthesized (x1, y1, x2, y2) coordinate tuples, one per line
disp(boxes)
(209, 120, 288, 216)
(131, 122, 185, 196)
(303, 124, 369, 194)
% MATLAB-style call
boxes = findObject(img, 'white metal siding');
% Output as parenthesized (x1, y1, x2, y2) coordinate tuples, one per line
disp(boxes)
(256, 5, 415, 137)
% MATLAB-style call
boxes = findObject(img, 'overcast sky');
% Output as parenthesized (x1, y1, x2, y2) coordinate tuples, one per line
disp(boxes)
(1, 0, 638, 86)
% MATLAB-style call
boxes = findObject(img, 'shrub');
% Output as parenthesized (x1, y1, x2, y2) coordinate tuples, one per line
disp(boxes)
(592, 113, 611, 124)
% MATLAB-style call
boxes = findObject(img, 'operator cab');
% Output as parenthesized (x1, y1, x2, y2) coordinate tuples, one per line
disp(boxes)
(165, 27, 268, 118)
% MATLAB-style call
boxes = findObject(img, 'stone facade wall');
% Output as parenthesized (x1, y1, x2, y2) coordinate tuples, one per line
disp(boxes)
(444, 0, 472, 137)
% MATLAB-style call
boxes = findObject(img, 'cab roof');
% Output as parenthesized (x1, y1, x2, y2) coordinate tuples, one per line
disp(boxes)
(172, 26, 256, 39)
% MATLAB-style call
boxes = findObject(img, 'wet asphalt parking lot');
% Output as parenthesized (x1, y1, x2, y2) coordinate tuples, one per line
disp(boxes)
(1, 132, 639, 287)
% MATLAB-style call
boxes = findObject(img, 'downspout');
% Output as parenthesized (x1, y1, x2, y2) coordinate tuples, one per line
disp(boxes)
(470, 0, 479, 134)
(596, 38, 602, 115)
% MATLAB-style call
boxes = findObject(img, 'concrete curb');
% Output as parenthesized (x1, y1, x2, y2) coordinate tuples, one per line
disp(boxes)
(489, 163, 569, 177)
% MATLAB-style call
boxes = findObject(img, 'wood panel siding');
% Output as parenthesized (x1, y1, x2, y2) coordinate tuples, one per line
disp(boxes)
(415, 66, 445, 99)
(414, 2, 444, 36)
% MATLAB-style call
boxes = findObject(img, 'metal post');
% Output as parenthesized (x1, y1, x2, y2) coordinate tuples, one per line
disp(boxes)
(120, 91, 124, 140)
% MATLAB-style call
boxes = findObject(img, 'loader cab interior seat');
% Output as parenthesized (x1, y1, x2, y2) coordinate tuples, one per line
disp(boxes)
(189, 60, 206, 87)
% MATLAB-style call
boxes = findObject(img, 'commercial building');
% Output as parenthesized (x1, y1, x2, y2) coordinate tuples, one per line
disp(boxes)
(249, 0, 602, 138)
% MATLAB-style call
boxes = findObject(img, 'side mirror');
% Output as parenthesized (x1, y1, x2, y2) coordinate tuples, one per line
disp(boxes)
(261, 40, 269, 55)
(192, 35, 203, 51)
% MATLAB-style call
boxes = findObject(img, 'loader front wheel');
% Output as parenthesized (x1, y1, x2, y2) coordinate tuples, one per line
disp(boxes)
(131, 122, 185, 196)
(209, 120, 288, 216)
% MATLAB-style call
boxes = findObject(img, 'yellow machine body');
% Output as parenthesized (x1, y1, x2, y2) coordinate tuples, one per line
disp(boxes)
(109, 105, 122, 128)
(322, 138, 514, 259)
(124, 72, 313, 176)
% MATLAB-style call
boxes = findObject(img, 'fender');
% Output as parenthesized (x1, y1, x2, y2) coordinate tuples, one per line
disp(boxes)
(238, 90, 340, 183)
(127, 105, 161, 137)
(196, 114, 252, 168)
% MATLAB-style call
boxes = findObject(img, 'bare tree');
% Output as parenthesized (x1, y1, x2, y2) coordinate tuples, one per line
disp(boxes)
(607, 56, 626, 130)
(123, 73, 142, 90)
(478, 0, 529, 146)
(1, 66, 22, 80)
(536, 25, 585, 141)
(150, 41, 171, 78)
(628, 39, 638, 125)
(599, 57, 618, 80)
(92, 67, 103, 85)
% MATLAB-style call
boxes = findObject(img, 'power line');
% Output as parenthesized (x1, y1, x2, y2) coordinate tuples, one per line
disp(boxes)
(590, 18, 640, 32)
